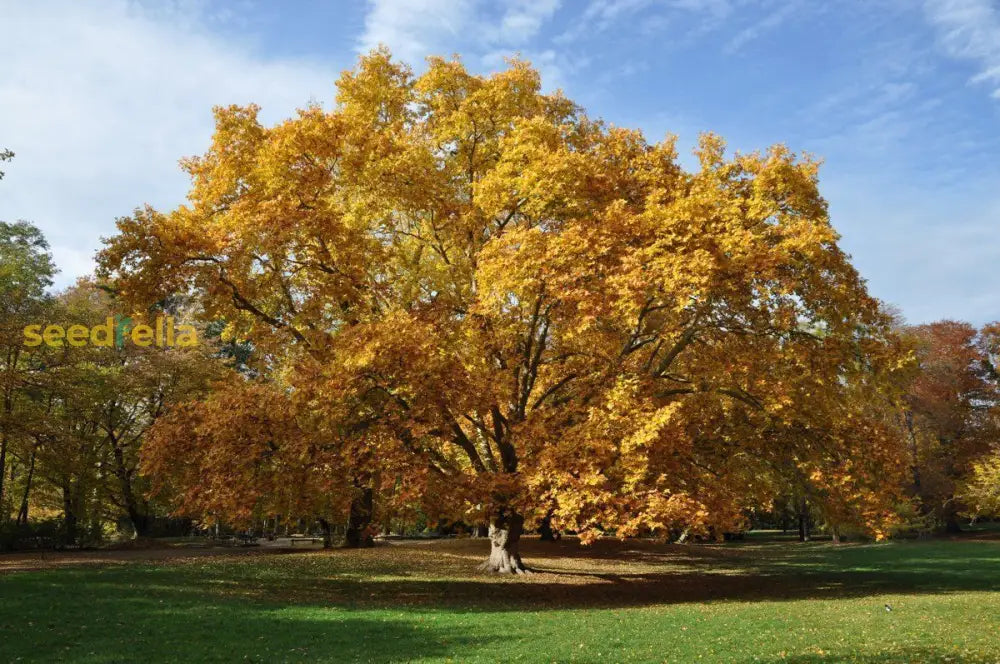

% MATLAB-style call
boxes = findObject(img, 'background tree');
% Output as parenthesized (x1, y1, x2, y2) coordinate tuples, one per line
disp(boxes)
(99, 50, 910, 571)
(2, 276, 229, 546)
(144, 379, 354, 546)
(899, 321, 1000, 533)
(0, 147, 13, 179)
(949, 322, 1000, 522)
(55, 282, 225, 537)
(0, 220, 56, 521)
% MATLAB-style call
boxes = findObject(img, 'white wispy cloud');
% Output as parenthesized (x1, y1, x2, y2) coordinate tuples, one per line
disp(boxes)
(0, 0, 339, 288)
(358, 0, 481, 65)
(357, 0, 570, 92)
(577, 0, 733, 24)
(724, 1, 799, 54)
(558, 0, 798, 52)
(924, 0, 1000, 98)
(580, 0, 659, 27)
(500, 0, 563, 46)
(358, 0, 562, 65)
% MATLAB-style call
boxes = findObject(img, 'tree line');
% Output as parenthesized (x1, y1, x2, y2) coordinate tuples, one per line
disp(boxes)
(3, 51, 1000, 570)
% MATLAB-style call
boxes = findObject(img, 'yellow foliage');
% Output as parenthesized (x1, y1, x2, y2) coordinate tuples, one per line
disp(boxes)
(99, 49, 910, 540)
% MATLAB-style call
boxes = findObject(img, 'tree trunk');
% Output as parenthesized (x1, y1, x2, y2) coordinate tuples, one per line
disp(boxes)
(798, 497, 811, 542)
(0, 348, 16, 518)
(318, 518, 333, 548)
(110, 437, 150, 537)
(62, 484, 78, 546)
(903, 410, 922, 495)
(344, 486, 374, 548)
(0, 430, 7, 518)
(120, 472, 151, 538)
(480, 511, 529, 574)
(944, 511, 963, 534)
(15, 445, 36, 526)
(538, 512, 558, 541)
(126, 506, 150, 538)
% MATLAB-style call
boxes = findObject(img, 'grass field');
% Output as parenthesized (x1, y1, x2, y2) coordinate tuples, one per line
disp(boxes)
(2, 535, 1000, 663)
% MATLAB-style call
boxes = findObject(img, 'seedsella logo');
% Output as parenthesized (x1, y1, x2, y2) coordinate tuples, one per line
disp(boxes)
(23, 315, 198, 348)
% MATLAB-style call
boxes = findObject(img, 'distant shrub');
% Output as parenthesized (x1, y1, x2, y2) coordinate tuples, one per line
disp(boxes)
(0, 519, 64, 551)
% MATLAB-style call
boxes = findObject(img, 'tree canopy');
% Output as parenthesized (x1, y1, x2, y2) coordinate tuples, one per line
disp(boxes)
(99, 49, 911, 570)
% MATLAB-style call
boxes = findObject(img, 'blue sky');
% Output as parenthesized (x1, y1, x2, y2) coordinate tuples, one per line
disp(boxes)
(1, 0, 998, 324)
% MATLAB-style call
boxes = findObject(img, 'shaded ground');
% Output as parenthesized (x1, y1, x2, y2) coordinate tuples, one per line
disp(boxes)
(0, 537, 324, 574)
(2, 535, 1000, 662)
(0, 545, 257, 573)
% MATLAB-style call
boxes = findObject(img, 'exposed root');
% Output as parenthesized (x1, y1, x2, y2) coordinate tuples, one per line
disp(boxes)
(482, 512, 529, 574)
(480, 557, 532, 574)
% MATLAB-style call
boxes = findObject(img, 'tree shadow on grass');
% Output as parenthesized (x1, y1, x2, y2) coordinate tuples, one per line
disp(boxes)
(19, 543, 1000, 614)
(0, 571, 494, 663)
(248, 567, 1000, 611)
(260, 537, 1000, 611)
(439, 539, 995, 609)
(5, 537, 1000, 618)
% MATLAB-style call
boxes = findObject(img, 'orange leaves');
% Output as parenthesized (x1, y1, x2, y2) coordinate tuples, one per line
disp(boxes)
(99, 48, 913, 540)
(898, 321, 1000, 526)
(145, 379, 351, 525)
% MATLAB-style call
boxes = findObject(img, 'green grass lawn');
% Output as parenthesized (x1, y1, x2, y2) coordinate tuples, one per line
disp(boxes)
(2, 536, 1000, 663)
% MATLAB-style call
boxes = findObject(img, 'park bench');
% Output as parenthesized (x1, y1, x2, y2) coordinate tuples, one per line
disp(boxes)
(288, 534, 325, 546)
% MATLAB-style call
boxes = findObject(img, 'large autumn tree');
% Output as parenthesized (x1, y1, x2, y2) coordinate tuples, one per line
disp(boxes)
(99, 50, 907, 571)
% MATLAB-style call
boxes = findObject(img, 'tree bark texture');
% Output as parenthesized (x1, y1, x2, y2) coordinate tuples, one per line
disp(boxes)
(480, 511, 529, 574)
(344, 486, 374, 548)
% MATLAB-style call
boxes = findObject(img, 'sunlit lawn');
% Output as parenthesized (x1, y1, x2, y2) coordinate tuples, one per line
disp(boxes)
(2, 535, 1000, 662)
